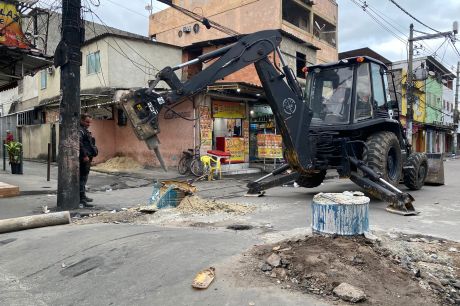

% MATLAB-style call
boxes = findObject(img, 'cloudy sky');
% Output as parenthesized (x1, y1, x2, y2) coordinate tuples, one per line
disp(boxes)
(87, 0, 460, 73)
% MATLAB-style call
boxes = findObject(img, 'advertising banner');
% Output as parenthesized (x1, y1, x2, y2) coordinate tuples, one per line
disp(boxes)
(212, 100, 246, 118)
(199, 105, 212, 153)
(257, 134, 282, 158)
(0, 1, 30, 49)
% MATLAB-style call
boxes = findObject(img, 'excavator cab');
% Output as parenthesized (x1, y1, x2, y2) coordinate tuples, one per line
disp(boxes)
(304, 57, 395, 126)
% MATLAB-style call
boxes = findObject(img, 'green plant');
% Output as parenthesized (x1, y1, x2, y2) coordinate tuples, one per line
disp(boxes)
(4, 141, 22, 164)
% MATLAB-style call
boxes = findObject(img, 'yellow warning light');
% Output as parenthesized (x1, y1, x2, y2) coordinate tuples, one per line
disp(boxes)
(356, 57, 365, 63)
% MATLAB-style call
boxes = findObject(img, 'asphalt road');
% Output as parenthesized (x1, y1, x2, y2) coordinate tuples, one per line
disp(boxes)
(0, 158, 459, 305)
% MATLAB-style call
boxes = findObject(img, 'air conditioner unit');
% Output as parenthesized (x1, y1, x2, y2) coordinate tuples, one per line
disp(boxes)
(47, 67, 55, 75)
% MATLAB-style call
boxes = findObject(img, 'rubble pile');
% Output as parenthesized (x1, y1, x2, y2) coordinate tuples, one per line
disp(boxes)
(92, 156, 142, 172)
(251, 234, 459, 305)
(177, 195, 254, 215)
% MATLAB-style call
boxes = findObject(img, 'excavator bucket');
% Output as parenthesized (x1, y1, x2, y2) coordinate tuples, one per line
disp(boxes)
(424, 153, 445, 185)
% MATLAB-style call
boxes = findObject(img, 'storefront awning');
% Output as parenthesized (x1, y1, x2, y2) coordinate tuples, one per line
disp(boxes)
(0, 44, 53, 91)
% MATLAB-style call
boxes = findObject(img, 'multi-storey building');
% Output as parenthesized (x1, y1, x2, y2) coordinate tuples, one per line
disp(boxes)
(147, 0, 338, 166)
(392, 56, 455, 154)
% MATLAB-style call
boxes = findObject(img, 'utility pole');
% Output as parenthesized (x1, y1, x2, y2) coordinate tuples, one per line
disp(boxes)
(454, 62, 460, 154)
(406, 24, 414, 144)
(54, 0, 82, 210)
(406, 21, 458, 147)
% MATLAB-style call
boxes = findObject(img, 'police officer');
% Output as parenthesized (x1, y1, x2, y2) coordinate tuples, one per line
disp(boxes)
(79, 114, 98, 208)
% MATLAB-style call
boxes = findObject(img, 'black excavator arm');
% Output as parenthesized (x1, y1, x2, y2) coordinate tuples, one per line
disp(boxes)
(121, 29, 418, 216)
(121, 30, 313, 173)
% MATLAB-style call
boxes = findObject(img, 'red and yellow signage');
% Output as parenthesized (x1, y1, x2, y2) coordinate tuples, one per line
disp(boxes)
(257, 134, 283, 158)
(199, 106, 213, 152)
(0, 1, 30, 49)
(225, 137, 245, 162)
(212, 100, 246, 118)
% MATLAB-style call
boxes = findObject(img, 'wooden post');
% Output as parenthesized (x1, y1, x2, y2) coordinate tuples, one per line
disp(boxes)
(2, 139, 5, 171)
(0, 211, 71, 234)
(47, 143, 51, 181)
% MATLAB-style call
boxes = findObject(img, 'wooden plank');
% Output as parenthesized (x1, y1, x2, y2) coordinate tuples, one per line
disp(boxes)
(0, 182, 20, 198)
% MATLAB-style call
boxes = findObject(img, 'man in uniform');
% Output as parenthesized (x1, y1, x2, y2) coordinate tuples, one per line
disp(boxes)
(79, 114, 97, 208)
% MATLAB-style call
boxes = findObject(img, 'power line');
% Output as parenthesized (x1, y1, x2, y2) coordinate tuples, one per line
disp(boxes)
(388, 0, 440, 33)
(83, 6, 160, 73)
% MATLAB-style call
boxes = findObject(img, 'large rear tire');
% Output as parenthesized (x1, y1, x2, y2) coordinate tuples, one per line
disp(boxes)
(364, 131, 402, 186)
(296, 170, 327, 188)
(403, 152, 428, 190)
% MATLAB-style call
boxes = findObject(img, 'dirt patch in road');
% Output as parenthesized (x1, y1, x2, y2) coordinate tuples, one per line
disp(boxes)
(73, 195, 254, 225)
(92, 156, 142, 172)
(249, 233, 460, 305)
(177, 195, 254, 215)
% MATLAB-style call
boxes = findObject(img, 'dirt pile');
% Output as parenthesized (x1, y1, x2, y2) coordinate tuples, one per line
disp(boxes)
(251, 234, 460, 305)
(73, 208, 150, 225)
(92, 156, 142, 172)
(177, 195, 254, 215)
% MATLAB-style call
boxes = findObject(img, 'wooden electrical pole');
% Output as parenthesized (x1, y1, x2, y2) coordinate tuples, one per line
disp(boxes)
(406, 24, 414, 145)
(454, 62, 460, 154)
(407, 22, 458, 148)
(54, 0, 82, 210)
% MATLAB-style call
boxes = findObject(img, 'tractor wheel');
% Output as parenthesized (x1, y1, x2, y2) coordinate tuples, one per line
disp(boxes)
(296, 170, 327, 188)
(403, 152, 428, 190)
(364, 131, 402, 186)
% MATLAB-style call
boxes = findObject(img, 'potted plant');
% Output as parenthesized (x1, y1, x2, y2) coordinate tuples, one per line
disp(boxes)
(4, 141, 22, 174)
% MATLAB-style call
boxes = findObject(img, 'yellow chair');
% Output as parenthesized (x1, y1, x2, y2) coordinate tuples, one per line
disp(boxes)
(200, 155, 222, 180)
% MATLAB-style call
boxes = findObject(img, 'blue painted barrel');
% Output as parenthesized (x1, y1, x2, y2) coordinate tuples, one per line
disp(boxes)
(312, 192, 369, 235)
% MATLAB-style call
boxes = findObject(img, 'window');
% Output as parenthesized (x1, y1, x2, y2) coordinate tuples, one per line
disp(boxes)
(313, 15, 337, 46)
(296, 52, 306, 79)
(355, 63, 372, 121)
(370, 63, 386, 108)
(40, 70, 47, 89)
(282, 0, 310, 32)
(305, 65, 353, 125)
(87, 51, 101, 74)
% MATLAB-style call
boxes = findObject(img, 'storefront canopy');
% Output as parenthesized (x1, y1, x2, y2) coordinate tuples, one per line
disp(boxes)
(0, 44, 53, 91)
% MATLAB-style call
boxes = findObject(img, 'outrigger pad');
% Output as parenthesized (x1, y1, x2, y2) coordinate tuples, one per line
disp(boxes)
(385, 193, 419, 216)
(386, 205, 420, 216)
(244, 191, 265, 197)
(425, 153, 445, 185)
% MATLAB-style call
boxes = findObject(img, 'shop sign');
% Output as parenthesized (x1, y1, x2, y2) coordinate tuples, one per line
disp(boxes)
(212, 100, 246, 118)
(199, 106, 212, 152)
(225, 137, 245, 162)
(0, 1, 30, 49)
(257, 134, 282, 158)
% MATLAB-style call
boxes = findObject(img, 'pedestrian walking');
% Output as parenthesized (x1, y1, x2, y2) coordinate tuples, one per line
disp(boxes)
(6, 130, 14, 144)
(79, 114, 98, 208)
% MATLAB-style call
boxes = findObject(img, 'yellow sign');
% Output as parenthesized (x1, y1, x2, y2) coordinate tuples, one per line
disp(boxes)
(257, 134, 282, 158)
(212, 100, 246, 118)
(225, 137, 244, 162)
(199, 106, 212, 152)
(0, 1, 30, 49)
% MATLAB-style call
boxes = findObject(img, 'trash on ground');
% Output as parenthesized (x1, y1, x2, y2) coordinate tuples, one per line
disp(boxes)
(192, 267, 215, 289)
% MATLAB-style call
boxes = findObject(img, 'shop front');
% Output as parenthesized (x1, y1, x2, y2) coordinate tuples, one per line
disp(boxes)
(196, 83, 283, 171)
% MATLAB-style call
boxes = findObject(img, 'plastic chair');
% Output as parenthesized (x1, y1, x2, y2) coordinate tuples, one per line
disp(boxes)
(200, 155, 221, 180)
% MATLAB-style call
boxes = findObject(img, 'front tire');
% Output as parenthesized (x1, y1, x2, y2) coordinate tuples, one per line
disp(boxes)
(178, 156, 190, 175)
(296, 170, 326, 188)
(403, 153, 428, 190)
(364, 131, 402, 186)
